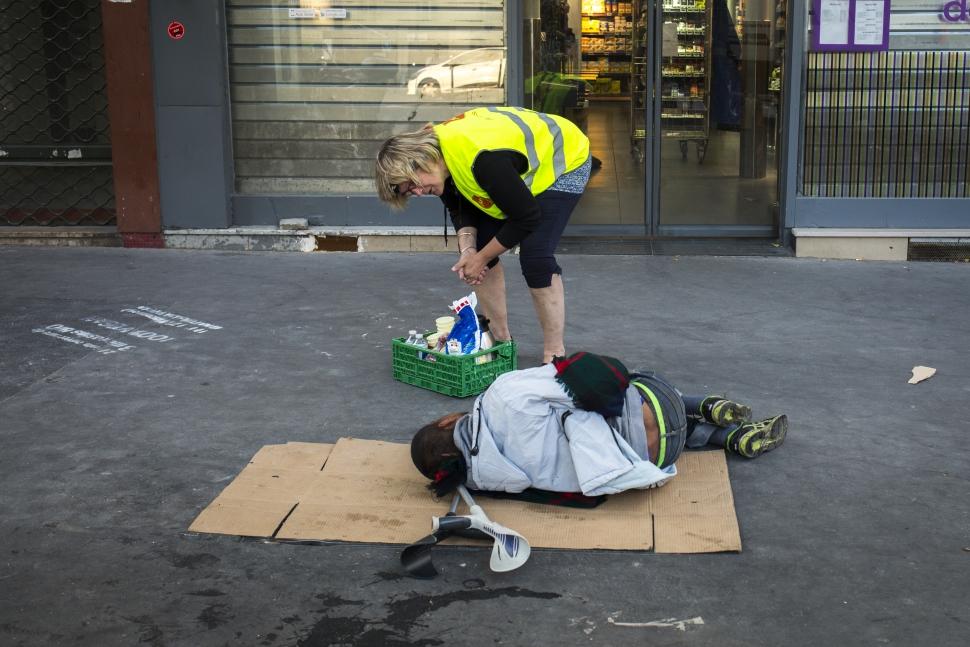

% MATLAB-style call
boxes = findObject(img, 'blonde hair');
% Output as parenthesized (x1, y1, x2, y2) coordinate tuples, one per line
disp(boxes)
(374, 127, 442, 209)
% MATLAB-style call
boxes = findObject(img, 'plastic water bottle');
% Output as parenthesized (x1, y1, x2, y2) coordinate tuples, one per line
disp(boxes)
(414, 333, 428, 360)
(405, 329, 417, 345)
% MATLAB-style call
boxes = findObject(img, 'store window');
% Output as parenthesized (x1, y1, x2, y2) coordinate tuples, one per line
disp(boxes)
(580, 1, 633, 98)
(801, 2, 970, 198)
(563, 1, 787, 232)
(225, 1, 506, 195)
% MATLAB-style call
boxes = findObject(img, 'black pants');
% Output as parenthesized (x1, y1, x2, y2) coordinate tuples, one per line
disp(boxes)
(473, 190, 581, 289)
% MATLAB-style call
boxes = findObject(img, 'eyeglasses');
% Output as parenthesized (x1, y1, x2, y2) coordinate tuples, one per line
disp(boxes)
(391, 180, 418, 197)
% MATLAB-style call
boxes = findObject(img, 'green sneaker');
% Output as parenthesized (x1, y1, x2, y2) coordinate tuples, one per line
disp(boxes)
(730, 415, 788, 458)
(705, 398, 753, 427)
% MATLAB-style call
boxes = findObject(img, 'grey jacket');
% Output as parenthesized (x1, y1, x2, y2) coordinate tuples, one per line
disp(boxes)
(453, 364, 677, 496)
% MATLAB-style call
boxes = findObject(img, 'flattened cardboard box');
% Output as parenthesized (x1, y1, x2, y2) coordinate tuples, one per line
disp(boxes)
(190, 437, 741, 553)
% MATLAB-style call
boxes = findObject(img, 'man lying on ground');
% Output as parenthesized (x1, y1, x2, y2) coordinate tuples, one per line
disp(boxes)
(410, 352, 787, 500)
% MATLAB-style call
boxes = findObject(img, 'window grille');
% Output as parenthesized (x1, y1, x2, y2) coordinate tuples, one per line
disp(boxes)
(0, 0, 114, 226)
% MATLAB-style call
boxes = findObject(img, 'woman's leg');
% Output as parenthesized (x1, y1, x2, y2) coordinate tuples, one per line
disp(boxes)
(474, 261, 510, 341)
(519, 190, 581, 362)
(529, 273, 566, 362)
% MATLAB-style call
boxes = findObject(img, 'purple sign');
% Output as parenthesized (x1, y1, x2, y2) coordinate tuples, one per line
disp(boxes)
(811, 0, 891, 52)
(941, 0, 969, 22)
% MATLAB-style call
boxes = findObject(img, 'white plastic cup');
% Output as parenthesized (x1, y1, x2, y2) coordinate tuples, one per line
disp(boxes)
(435, 316, 455, 335)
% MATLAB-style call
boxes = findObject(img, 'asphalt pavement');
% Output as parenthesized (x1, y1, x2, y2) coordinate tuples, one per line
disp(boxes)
(1, 245, 968, 646)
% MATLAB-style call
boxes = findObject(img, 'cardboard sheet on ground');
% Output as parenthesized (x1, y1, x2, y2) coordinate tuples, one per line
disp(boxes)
(190, 438, 741, 553)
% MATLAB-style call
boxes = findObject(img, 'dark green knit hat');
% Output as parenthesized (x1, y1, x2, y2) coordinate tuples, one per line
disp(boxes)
(553, 352, 631, 418)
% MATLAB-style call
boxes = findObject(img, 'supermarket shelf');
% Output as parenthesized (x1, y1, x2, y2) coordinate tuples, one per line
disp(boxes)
(663, 129, 706, 137)
(631, 0, 711, 160)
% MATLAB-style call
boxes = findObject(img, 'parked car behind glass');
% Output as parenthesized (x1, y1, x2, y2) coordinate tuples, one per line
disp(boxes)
(407, 48, 506, 98)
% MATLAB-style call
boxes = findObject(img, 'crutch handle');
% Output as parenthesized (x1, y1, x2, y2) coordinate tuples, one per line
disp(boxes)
(432, 515, 472, 533)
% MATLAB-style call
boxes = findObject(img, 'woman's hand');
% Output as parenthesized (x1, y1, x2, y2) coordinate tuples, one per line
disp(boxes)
(452, 250, 488, 285)
(452, 237, 508, 285)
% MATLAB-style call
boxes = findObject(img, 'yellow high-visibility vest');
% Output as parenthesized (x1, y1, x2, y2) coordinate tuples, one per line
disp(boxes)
(433, 107, 590, 219)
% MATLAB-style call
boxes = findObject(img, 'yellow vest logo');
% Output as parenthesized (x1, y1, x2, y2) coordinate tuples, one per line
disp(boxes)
(472, 195, 494, 209)
(439, 113, 467, 126)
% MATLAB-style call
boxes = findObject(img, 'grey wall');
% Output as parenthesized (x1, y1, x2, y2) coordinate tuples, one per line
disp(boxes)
(151, 0, 233, 229)
(794, 197, 970, 228)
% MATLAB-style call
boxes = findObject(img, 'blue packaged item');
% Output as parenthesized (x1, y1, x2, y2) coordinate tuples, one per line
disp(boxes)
(445, 293, 481, 355)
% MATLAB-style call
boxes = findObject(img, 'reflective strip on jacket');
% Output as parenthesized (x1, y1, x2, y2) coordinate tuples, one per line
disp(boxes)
(432, 107, 591, 219)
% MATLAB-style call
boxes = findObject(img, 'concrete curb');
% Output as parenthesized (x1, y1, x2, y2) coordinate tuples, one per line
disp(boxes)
(0, 226, 122, 248)
(162, 226, 454, 253)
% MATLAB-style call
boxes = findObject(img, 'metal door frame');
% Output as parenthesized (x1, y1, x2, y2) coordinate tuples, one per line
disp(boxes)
(645, 0, 661, 237)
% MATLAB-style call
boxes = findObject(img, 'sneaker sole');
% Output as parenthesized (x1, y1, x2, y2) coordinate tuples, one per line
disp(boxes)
(740, 415, 788, 458)
(714, 402, 752, 427)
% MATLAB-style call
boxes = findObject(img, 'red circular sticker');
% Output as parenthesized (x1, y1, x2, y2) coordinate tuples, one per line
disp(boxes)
(167, 21, 185, 40)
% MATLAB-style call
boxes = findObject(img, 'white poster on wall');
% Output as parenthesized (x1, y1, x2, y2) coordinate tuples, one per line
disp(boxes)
(818, 0, 851, 46)
(853, 1, 887, 46)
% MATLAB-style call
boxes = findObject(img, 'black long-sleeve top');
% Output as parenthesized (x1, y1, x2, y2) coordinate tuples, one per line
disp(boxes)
(439, 150, 541, 249)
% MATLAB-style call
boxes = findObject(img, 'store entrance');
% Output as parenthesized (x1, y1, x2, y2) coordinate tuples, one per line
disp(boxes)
(535, 1, 787, 236)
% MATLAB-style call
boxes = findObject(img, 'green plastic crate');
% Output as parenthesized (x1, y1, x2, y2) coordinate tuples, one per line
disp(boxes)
(391, 337, 517, 397)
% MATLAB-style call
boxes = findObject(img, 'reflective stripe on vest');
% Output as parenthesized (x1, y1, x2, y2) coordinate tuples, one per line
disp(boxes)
(433, 107, 589, 219)
(535, 111, 567, 178)
(487, 107, 539, 190)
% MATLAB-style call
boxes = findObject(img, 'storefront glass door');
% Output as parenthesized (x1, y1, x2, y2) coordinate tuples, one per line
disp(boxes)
(548, 1, 786, 236)
(653, 0, 786, 235)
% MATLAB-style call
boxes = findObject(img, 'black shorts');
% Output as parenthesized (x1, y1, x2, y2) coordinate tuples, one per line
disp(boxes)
(470, 190, 581, 289)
